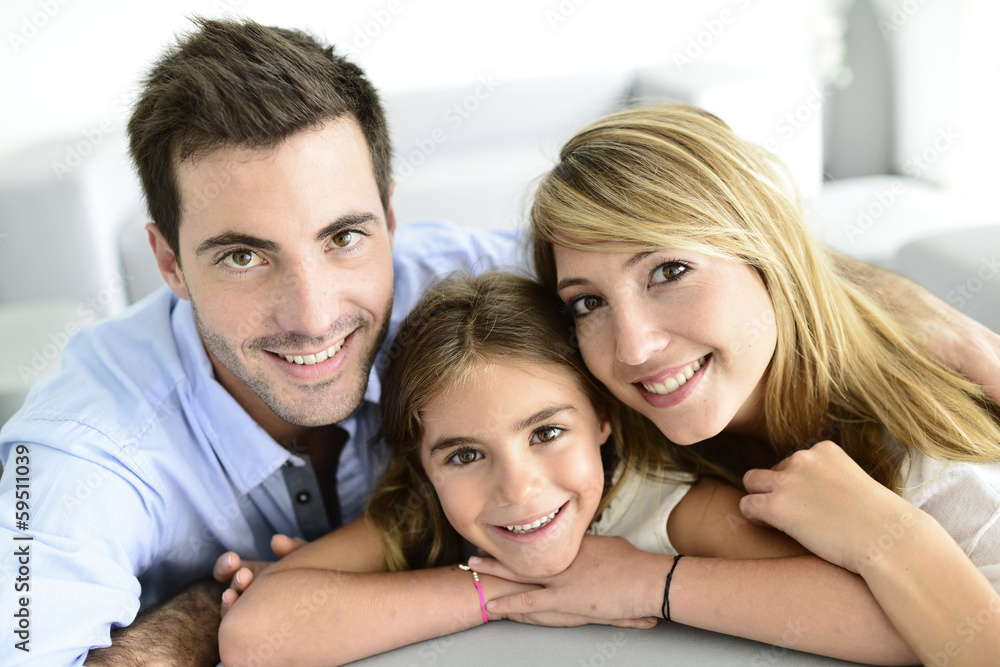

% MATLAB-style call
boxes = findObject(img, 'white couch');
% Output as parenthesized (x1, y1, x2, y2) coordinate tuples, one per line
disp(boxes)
(1, 0, 998, 426)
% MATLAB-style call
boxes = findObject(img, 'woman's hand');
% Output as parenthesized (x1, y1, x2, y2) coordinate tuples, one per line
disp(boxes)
(740, 440, 923, 574)
(472, 534, 664, 627)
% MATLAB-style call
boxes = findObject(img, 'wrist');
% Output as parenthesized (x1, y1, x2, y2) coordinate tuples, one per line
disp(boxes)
(636, 552, 681, 619)
(852, 505, 936, 580)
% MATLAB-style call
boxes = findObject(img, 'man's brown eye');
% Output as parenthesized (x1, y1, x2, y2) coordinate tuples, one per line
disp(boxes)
(332, 231, 354, 248)
(232, 251, 253, 266)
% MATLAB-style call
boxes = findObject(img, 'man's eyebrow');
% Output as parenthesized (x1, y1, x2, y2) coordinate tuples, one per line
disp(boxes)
(315, 212, 380, 241)
(556, 250, 656, 292)
(195, 233, 279, 256)
(193, 212, 382, 257)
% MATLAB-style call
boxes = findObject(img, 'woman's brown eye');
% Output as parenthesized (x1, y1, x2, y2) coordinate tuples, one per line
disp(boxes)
(459, 450, 477, 463)
(584, 297, 600, 311)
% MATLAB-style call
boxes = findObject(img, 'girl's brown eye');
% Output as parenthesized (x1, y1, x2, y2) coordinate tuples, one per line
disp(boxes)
(535, 427, 563, 443)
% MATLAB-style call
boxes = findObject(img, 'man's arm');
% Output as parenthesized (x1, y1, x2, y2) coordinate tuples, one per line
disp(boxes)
(86, 580, 225, 667)
(833, 251, 1000, 402)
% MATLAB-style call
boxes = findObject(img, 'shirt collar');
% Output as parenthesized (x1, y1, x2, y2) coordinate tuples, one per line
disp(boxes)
(169, 295, 293, 495)
(169, 293, 384, 495)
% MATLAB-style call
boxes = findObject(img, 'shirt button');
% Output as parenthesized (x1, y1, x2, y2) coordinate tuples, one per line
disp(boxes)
(295, 491, 311, 504)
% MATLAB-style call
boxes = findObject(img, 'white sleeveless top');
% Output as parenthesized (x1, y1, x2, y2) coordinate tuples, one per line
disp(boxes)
(588, 466, 695, 555)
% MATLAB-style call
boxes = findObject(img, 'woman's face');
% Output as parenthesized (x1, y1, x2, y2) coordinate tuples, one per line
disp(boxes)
(419, 360, 610, 578)
(554, 243, 776, 445)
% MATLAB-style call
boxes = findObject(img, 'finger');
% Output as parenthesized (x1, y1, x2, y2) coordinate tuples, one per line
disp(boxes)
(739, 492, 777, 526)
(507, 612, 587, 627)
(606, 616, 658, 630)
(468, 556, 526, 583)
(213, 552, 241, 584)
(221, 587, 239, 618)
(742, 467, 778, 494)
(487, 588, 553, 618)
(231, 566, 255, 593)
(271, 534, 307, 559)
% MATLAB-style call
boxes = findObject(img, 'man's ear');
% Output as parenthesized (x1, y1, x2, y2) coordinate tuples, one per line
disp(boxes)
(146, 223, 190, 301)
(385, 180, 397, 243)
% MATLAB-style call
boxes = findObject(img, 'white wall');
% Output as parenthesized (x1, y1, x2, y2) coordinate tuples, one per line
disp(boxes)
(0, 0, 840, 160)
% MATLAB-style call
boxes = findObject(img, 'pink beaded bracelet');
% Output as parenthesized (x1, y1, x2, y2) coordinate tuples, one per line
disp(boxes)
(459, 563, 489, 624)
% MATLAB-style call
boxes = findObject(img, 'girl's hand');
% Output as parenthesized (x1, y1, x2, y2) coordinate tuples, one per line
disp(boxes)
(213, 534, 307, 617)
(473, 534, 665, 625)
(740, 440, 923, 574)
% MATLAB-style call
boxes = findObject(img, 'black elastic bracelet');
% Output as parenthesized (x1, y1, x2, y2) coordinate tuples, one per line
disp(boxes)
(661, 554, 684, 623)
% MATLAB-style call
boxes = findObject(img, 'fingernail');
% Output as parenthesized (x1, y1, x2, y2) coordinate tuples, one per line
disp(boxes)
(225, 554, 232, 568)
(486, 601, 496, 610)
(468, 556, 481, 565)
(234, 571, 242, 586)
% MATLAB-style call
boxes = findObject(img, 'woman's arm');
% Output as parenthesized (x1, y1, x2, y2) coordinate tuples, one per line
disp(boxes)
(477, 476, 919, 665)
(741, 440, 1000, 667)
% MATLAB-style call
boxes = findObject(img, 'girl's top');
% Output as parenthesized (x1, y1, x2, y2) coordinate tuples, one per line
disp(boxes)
(588, 465, 695, 555)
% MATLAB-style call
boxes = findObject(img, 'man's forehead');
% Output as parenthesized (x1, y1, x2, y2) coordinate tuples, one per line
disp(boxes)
(173, 118, 382, 247)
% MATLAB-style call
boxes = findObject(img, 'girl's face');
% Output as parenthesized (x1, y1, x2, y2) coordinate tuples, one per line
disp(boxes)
(553, 243, 776, 445)
(419, 360, 610, 578)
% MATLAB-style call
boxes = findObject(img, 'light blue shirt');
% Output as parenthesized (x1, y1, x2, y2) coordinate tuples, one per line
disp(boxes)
(0, 220, 521, 666)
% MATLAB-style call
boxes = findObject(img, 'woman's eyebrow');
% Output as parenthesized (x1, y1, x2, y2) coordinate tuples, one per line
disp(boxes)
(556, 250, 657, 291)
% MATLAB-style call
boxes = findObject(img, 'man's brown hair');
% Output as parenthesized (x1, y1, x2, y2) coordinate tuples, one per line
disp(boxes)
(127, 17, 392, 257)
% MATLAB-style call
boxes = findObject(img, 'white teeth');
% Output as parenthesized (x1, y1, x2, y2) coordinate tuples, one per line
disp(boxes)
(281, 339, 345, 365)
(641, 355, 707, 395)
(503, 509, 559, 534)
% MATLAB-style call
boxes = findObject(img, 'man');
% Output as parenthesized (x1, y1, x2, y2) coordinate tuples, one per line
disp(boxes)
(1, 16, 997, 667)
(0, 18, 518, 666)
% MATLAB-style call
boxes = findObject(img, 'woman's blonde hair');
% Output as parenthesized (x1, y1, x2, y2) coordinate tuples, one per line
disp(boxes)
(530, 103, 1000, 490)
(367, 272, 664, 571)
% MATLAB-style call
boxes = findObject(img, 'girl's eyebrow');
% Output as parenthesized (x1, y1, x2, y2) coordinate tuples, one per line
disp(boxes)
(428, 436, 479, 456)
(427, 405, 577, 456)
(513, 405, 575, 433)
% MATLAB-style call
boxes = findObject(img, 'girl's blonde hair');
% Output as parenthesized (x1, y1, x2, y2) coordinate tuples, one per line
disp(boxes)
(530, 103, 1000, 490)
(367, 272, 666, 571)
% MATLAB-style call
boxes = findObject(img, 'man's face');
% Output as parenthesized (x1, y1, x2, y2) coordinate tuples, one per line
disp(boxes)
(155, 118, 396, 434)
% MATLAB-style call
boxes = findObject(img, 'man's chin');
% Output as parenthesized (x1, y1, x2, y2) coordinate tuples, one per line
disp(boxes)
(267, 378, 369, 427)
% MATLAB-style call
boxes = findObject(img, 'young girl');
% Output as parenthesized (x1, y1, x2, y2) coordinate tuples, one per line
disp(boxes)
(497, 103, 1000, 664)
(218, 272, 911, 666)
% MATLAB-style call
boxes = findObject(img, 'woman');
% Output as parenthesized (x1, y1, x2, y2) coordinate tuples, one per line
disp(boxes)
(476, 103, 1000, 665)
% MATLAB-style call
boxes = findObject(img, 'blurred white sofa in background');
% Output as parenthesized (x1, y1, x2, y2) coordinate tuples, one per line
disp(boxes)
(1, 0, 998, 428)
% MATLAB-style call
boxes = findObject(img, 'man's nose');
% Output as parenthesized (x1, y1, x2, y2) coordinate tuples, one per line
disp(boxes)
(272, 261, 337, 339)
